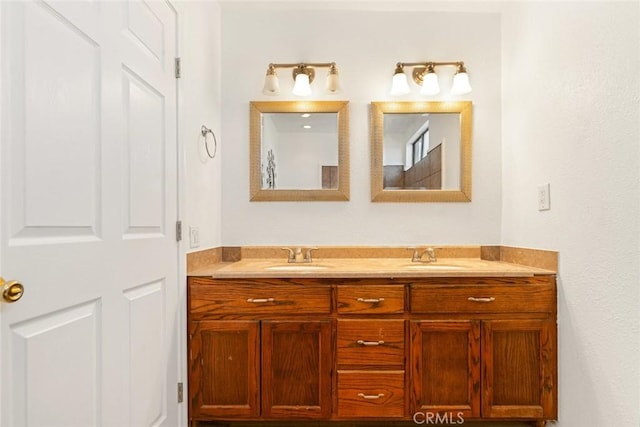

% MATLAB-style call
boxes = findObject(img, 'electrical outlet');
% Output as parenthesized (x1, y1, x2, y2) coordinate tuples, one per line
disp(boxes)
(538, 183, 551, 211)
(189, 226, 200, 248)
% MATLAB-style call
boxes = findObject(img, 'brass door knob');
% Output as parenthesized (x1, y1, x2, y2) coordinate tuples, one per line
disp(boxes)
(1, 277, 24, 303)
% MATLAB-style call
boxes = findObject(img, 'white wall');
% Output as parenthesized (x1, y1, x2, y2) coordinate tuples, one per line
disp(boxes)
(501, 2, 640, 426)
(220, 3, 502, 246)
(180, 1, 222, 252)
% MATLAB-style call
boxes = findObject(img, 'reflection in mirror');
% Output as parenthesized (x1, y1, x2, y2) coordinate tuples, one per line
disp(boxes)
(250, 101, 349, 201)
(261, 112, 338, 190)
(383, 113, 460, 190)
(371, 101, 472, 202)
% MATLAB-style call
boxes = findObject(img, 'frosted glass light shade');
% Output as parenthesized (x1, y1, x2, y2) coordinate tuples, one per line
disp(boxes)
(390, 72, 410, 96)
(262, 74, 280, 95)
(420, 71, 440, 96)
(292, 73, 312, 96)
(325, 72, 341, 93)
(451, 71, 472, 95)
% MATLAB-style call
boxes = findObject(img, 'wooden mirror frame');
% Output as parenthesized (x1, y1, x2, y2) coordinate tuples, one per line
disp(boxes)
(370, 101, 472, 202)
(250, 101, 350, 202)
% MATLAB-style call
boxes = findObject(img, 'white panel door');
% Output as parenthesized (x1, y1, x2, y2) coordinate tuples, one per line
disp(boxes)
(0, 1, 179, 427)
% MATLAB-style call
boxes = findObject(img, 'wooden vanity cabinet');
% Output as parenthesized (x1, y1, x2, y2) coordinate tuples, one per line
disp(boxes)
(188, 274, 557, 426)
(409, 276, 557, 423)
(188, 278, 333, 421)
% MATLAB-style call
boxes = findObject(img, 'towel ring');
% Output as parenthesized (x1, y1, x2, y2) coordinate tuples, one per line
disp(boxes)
(201, 125, 217, 159)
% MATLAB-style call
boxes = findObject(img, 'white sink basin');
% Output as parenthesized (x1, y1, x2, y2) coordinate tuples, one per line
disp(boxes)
(403, 264, 467, 270)
(265, 265, 330, 271)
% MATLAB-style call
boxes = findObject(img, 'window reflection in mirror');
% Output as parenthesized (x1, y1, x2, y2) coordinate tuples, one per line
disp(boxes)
(250, 101, 349, 201)
(383, 112, 461, 190)
(371, 101, 472, 202)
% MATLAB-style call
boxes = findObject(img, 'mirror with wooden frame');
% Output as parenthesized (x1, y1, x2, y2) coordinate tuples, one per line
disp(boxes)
(370, 101, 472, 202)
(250, 101, 349, 201)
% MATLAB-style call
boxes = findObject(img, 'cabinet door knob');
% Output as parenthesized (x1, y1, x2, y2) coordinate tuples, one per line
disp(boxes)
(467, 296, 495, 303)
(1, 277, 24, 303)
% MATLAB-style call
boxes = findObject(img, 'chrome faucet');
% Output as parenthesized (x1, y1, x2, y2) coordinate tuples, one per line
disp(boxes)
(409, 247, 438, 263)
(282, 247, 318, 263)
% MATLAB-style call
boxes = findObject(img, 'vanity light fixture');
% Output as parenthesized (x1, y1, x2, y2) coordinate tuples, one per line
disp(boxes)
(262, 62, 341, 96)
(390, 61, 472, 96)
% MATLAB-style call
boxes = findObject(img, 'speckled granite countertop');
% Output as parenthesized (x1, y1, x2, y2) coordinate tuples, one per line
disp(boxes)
(188, 256, 556, 279)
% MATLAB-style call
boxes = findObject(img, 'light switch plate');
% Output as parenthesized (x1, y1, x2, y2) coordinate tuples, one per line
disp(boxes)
(189, 226, 200, 248)
(538, 183, 551, 211)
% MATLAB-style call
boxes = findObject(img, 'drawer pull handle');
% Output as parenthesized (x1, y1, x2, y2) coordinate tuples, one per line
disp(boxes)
(357, 393, 384, 400)
(246, 298, 275, 303)
(357, 340, 385, 346)
(357, 297, 385, 303)
(467, 297, 495, 303)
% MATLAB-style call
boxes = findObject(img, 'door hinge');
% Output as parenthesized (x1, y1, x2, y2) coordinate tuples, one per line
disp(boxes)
(175, 57, 181, 79)
(176, 220, 182, 242)
(178, 382, 184, 403)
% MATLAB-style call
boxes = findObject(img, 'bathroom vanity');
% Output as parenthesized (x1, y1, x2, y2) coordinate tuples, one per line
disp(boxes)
(187, 248, 557, 427)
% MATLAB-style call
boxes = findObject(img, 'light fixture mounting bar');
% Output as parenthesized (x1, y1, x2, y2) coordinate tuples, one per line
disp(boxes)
(269, 62, 336, 69)
(398, 61, 464, 68)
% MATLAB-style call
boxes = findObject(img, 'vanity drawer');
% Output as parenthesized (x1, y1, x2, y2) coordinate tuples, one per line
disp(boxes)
(189, 282, 331, 319)
(410, 281, 555, 314)
(337, 320, 405, 367)
(337, 370, 405, 418)
(337, 285, 405, 314)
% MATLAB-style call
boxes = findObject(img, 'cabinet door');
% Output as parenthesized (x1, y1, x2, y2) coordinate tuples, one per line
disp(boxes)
(410, 321, 481, 418)
(189, 321, 260, 419)
(262, 320, 333, 419)
(482, 319, 557, 419)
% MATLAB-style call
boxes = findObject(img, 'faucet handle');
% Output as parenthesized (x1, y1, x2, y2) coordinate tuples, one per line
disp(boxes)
(281, 247, 295, 262)
(305, 247, 319, 262)
(407, 247, 421, 262)
(425, 247, 441, 262)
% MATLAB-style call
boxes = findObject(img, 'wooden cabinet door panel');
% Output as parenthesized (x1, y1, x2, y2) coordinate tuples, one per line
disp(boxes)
(410, 321, 481, 418)
(482, 319, 557, 419)
(262, 320, 333, 419)
(189, 321, 260, 418)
